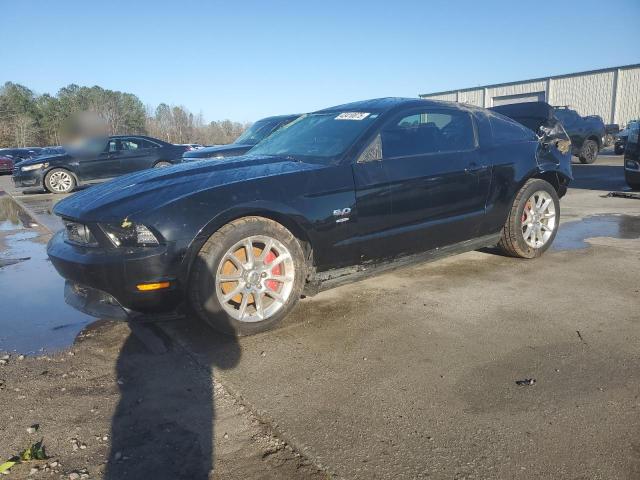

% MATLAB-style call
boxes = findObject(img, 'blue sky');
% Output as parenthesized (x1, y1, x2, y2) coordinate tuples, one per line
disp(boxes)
(2, 0, 639, 122)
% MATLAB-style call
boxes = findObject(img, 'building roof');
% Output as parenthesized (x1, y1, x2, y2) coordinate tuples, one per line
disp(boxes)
(419, 63, 640, 98)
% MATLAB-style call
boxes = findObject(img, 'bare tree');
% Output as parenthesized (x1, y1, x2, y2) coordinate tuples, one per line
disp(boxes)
(13, 114, 37, 147)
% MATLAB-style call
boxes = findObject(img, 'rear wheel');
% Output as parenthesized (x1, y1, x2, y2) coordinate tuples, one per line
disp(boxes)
(44, 168, 76, 194)
(498, 179, 560, 258)
(578, 139, 598, 164)
(154, 161, 172, 168)
(189, 217, 306, 336)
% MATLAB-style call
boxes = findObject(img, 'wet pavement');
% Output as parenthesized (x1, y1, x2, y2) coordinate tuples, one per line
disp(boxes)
(553, 214, 640, 250)
(0, 194, 93, 354)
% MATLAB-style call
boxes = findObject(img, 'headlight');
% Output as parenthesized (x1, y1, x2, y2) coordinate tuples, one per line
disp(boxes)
(100, 223, 160, 247)
(64, 221, 98, 246)
(21, 162, 48, 172)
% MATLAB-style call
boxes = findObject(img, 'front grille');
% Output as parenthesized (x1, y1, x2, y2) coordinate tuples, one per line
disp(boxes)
(64, 220, 99, 246)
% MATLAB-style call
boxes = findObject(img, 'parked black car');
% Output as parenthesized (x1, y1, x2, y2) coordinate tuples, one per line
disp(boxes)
(614, 121, 639, 155)
(604, 123, 620, 147)
(182, 114, 299, 161)
(0, 147, 42, 164)
(553, 106, 605, 164)
(624, 121, 640, 189)
(13, 135, 188, 194)
(48, 98, 572, 336)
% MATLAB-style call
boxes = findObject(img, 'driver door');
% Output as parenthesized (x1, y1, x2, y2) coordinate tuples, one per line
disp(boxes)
(353, 107, 490, 262)
(78, 139, 122, 182)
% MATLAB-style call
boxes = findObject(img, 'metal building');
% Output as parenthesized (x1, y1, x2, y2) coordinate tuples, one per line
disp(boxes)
(419, 63, 640, 127)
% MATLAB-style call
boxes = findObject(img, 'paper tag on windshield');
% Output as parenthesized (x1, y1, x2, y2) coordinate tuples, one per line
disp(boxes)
(335, 112, 370, 121)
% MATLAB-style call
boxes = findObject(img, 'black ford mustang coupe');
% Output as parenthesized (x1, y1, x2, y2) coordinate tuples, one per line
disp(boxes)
(48, 98, 572, 335)
(13, 135, 187, 194)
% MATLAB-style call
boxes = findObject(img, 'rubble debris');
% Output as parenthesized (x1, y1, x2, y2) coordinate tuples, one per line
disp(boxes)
(606, 191, 640, 200)
(0, 440, 48, 474)
(515, 378, 536, 386)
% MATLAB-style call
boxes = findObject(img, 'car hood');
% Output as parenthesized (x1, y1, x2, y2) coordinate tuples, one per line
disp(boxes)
(53, 154, 325, 222)
(183, 143, 253, 159)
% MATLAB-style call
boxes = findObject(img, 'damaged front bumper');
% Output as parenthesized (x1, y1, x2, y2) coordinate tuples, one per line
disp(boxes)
(64, 281, 184, 322)
(48, 229, 184, 318)
(65, 281, 130, 320)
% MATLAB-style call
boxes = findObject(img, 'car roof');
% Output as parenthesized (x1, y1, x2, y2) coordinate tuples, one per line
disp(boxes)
(108, 135, 172, 145)
(314, 97, 467, 115)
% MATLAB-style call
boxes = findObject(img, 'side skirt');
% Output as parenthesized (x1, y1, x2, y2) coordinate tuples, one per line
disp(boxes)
(303, 233, 501, 296)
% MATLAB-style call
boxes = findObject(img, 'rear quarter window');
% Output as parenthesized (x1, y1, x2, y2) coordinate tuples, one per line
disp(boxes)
(488, 113, 536, 145)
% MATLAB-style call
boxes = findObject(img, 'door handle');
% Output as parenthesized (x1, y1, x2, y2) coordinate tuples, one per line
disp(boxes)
(464, 162, 487, 173)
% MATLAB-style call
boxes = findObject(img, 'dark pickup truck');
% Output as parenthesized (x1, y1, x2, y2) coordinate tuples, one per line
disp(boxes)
(553, 107, 605, 164)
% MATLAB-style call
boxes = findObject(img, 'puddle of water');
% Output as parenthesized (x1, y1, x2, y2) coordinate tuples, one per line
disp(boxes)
(0, 199, 93, 354)
(553, 214, 640, 250)
(0, 195, 26, 231)
(17, 195, 66, 232)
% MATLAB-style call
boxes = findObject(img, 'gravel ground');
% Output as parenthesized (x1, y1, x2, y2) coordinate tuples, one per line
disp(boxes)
(0, 318, 329, 479)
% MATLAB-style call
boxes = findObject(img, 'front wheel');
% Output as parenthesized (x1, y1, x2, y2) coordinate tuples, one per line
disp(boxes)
(44, 168, 76, 194)
(189, 217, 306, 336)
(154, 161, 172, 168)
(626, 172, 640, 191)
(498, 179, 560, 258)
(578, 139, 598, 164)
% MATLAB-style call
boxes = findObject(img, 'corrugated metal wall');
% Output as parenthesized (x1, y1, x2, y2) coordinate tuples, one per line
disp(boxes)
(420, 65, 640, 126)
(616, 66, 640, 126)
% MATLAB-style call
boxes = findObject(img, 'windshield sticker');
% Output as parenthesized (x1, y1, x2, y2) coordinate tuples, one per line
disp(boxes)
(335, 112, 370, 121)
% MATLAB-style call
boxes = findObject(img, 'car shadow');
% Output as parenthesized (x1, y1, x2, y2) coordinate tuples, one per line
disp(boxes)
(105, 258, 241, 479)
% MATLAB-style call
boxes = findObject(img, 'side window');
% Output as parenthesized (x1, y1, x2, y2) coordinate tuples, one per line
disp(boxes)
(381, 110, 475, 158)
(107, 140, 119, 152)
(136, 138, 160, 149)
(488, 114, 536, 144)
(120, 138, 140, 151)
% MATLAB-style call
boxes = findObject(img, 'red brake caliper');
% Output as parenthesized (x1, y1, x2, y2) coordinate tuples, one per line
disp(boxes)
(264, 251, 281, 291)
(522, 201, 530, 222)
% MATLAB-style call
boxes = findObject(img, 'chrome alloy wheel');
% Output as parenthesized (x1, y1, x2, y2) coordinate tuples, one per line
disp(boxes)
(48, 170, 73, 192)
(521, 190, 556, 248)
(215, 235, 295, 322)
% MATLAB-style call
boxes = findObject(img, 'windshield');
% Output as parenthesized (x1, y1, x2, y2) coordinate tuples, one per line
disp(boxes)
(234, 119, 280, 145)
(248, 112, 378, 163)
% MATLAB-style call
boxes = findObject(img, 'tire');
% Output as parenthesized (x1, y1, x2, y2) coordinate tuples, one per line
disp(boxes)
(154, 161, 172, 168)
(578, 139, 598, 164)
(497, 179, 560, 259)
(614, 145, 624, 155)
(44, 168, 76, 194)
(189, 216, 307, 336)
(626, 173, 640, 191)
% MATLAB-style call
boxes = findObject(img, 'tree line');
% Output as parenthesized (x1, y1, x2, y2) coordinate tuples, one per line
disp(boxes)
(0, 81, 249, 148)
